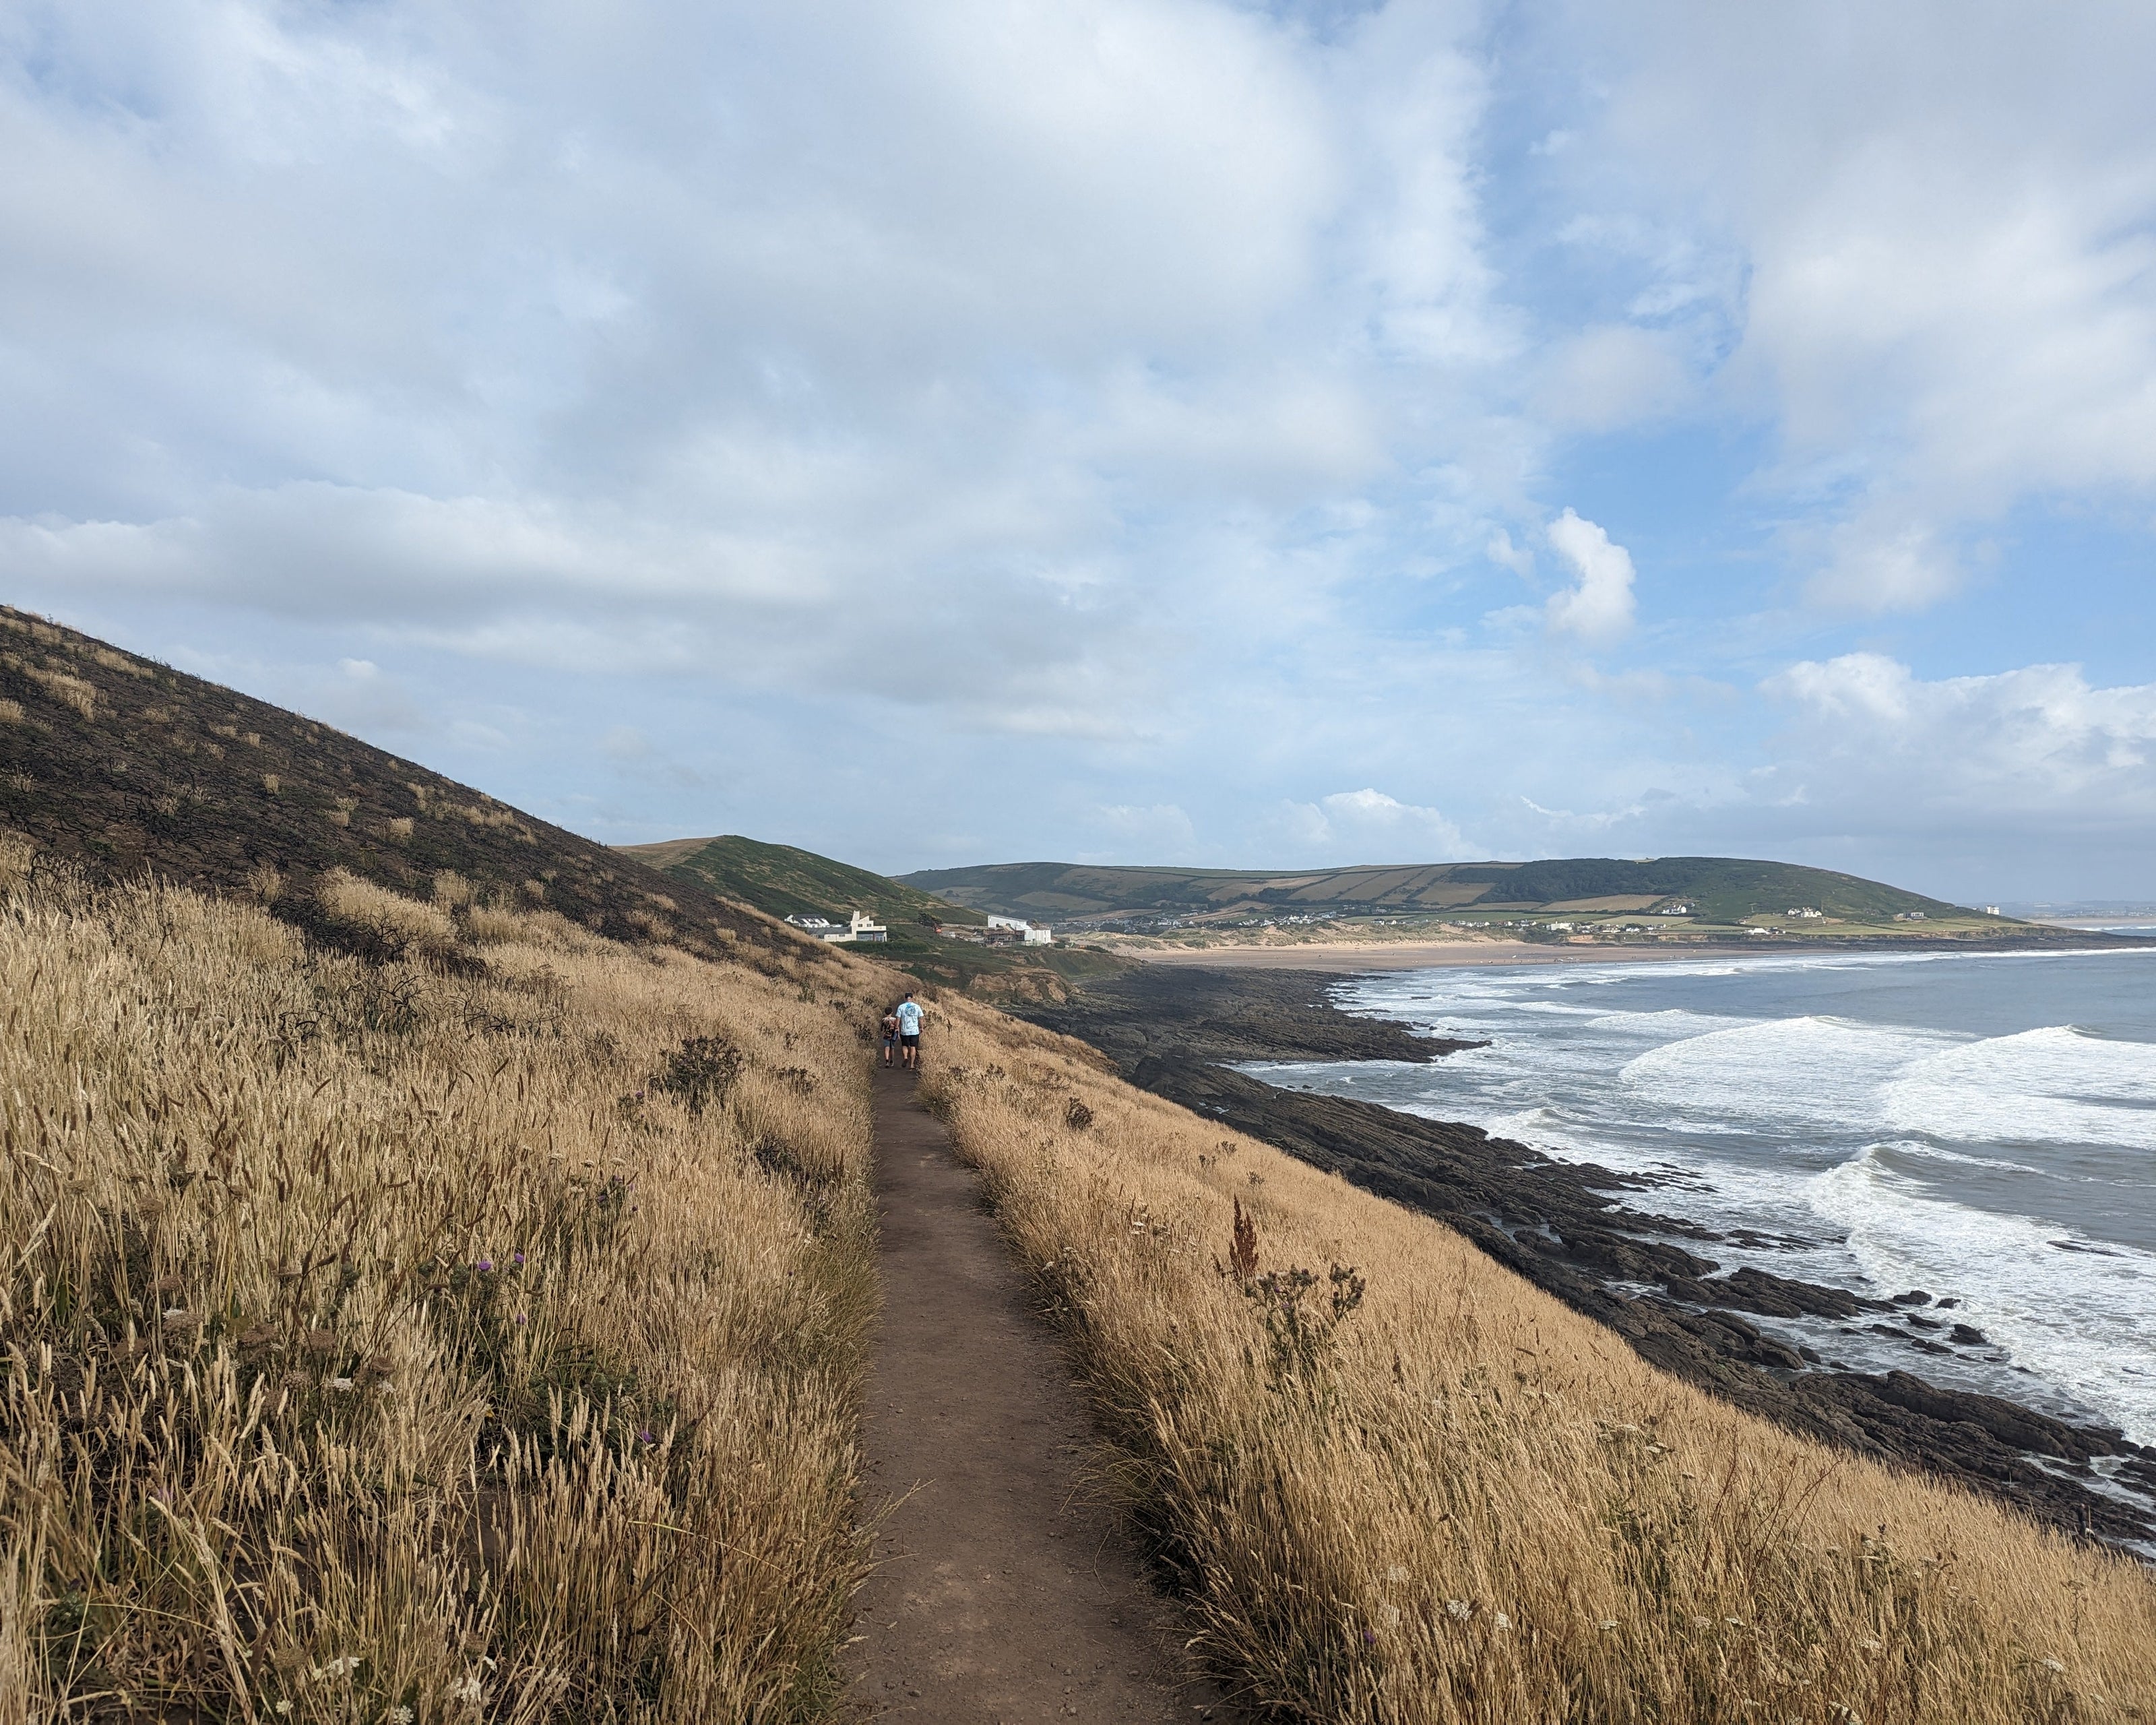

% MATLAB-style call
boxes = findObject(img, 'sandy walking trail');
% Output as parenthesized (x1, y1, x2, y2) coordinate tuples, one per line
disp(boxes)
(847, 1061, 1220, 1722)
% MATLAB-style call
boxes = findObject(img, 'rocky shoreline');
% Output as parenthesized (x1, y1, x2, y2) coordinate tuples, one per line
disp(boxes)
(1013, 966, 2156, 1548)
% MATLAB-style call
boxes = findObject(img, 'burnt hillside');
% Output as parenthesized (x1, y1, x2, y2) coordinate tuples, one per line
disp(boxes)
(0, 604, 798, 962)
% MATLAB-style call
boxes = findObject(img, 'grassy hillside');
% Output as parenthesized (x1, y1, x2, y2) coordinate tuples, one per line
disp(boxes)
(922, 999, 2156, 1721)
(626, 831, 1131, 999)
(902, 855, 1973, 927)
(0, 605, 784, 960)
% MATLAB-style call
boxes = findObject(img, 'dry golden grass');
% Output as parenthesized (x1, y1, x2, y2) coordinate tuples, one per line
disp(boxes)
(0, 699, 22, 726)
(4, 660, 98, 721)
(1, 869, 886, 1721)
(922, 995, 2156, 1723)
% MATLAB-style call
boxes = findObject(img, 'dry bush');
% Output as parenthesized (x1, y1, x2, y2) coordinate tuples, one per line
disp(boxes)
(316, 869, 459, 958)
(433, 870, 476, 909)
(921, 997, 2156, 1724)
(246, 863, 284, 904)
(386, 816, 416, 842)
(0, 699, 22, 725)
(262, 772, 282, 794)
(0, 873, 885, 1720)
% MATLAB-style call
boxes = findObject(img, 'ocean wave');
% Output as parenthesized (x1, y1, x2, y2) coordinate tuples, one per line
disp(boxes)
(1882, 1026, 2156, 1150)
(1618, 1015, 1958, 1134)
(1810, 1145, 2156, 1445)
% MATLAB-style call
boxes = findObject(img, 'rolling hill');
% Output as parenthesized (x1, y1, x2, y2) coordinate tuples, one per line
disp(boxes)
(0, 605, 792, 960)
(899, 855, 1976, 927)
(622, 832, 988, 931)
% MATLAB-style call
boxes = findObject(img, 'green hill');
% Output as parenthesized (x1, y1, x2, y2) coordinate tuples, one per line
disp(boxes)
(621, 832, 987, 931)
(622, 833, 1129, 996)
(898, 856, 1977, 927)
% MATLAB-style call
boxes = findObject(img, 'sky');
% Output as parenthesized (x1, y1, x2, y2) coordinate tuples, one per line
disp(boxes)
(4, 1, 2155, 902)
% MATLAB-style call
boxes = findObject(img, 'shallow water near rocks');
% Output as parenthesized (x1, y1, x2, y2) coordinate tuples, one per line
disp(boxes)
(1244, 946, 2156, 1448)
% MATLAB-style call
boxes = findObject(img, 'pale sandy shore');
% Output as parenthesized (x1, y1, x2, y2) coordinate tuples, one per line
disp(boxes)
(1108, 939, 1770, 973)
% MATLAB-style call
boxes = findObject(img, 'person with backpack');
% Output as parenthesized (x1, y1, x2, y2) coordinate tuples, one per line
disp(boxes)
(879, 1004, 901, 1067)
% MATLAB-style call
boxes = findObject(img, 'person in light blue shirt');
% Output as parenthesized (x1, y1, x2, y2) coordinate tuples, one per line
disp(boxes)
(895, 993, 924, 1070)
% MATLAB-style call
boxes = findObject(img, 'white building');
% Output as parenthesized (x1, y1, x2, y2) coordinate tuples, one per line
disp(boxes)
(980, 912, 1054, 945)
(798, 910, 887, 943)
(1786, 906, 1822, 919)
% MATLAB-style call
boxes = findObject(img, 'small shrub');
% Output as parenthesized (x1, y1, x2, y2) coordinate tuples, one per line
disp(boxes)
(246, 864, 284, 904)
(1063, 1096, 1094, 1131)
(261, 773, 280, 794)
(432, 870, 475, 909)
(386, 816, 414, 841)
(0, 698, 22, 724)
(651, 1036, 743, 1117)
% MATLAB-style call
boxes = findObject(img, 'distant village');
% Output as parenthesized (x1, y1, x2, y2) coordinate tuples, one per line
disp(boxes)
(783, 910, 1053, 947)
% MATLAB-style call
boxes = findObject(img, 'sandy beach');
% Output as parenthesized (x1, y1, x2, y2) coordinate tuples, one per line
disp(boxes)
(1112, 938, 1771, 972)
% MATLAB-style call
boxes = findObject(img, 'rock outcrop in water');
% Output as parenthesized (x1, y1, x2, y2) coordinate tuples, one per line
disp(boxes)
(1017, 966, 2156, 1546)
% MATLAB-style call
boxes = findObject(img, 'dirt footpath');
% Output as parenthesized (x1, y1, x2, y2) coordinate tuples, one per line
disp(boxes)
(847, 1061, 1221, 1722)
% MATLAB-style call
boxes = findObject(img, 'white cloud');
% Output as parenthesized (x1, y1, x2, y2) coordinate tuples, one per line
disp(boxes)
(1543, 509, 1637, 645)
(1763, 653, 2156, 819)
(1535, 323, 1690, 433)
(1281, 788, 1482, 861)
(1561, 1, 2156, 610)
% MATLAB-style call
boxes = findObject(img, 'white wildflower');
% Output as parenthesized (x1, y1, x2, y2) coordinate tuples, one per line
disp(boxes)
(1493, 1612, 1511, 1631)
(163, 1308, 189, 1321)
(1446, 1599, 1472, 1621)
(1385, 1565, 1410, 1583)
(274, 1705, 292, 1718)
(328, 1377, 355, 1391)
(452, 1672, 487, 1705)
(1860, 1638, 1883, 1652)
(1725, 1617, 1745, 1628)
(2040, 1658, 2065, 1674)
(1599, 1620, 1620, 1632)
(393, 1707, 415, 1724)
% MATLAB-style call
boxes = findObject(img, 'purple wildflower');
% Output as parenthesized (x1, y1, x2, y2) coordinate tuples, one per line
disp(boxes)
(476, 1259, 493, 1272)
(513, 1313, 527, 1325)
(511, 1253, 525, 1265)
(637, 1429, 655, 1445)
(1363, 1628, 1377, 1645)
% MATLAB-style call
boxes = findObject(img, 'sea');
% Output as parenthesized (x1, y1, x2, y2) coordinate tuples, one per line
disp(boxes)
(1240, 946, 2156, 1459)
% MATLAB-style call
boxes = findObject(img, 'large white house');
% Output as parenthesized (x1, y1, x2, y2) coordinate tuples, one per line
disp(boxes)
(786, 910, 887, 943)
